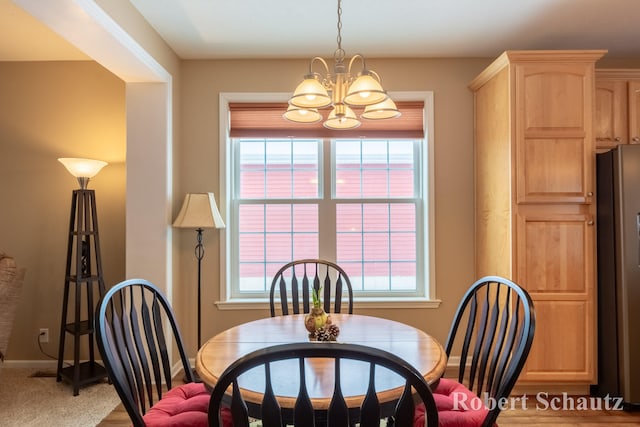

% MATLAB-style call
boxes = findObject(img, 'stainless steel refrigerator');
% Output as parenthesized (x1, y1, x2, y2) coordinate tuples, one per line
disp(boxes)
(594, 144, 640, 406)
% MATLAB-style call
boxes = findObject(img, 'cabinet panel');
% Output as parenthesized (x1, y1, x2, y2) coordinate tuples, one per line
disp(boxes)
(628, 81, 640, 145)
(595, 71, 640, 150)
(516, 209, 594, 296)
(595, 80, 627, 149)
(517, 137, 591, 203)
(518, 65, 587, 133)
(522, 300, 594, 382)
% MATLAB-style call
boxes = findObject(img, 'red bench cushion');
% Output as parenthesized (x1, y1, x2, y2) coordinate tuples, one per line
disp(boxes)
(142, 382, 212, 427)
(414, 378, 493, 427)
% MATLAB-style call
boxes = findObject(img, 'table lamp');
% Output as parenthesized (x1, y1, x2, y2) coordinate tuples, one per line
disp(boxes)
(172, 193, 225, 354)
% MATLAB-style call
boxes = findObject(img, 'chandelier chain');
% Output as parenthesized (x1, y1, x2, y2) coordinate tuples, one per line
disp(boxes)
(336, 0, 343, 57)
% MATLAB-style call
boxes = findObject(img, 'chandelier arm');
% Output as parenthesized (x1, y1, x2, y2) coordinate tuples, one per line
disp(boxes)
(347, 54, 379, 79)
(347, 53, 364, 71)
(309, 56, 330, 76)
(367, 69, 382, 83)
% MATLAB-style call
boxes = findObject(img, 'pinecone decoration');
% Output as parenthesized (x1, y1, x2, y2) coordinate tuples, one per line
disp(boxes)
(314, 324, 340, 341)
(315, 327, 332, 341)
(326, 324, 340, 340)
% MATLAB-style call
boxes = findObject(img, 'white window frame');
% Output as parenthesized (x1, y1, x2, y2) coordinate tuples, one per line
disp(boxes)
(215, 91, 439, 310)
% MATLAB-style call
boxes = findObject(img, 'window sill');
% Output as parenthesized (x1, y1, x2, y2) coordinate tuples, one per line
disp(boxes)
(215, 297, 441, 311)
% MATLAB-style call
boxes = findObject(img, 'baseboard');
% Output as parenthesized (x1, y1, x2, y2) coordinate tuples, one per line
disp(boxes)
(3, 358, 186, 382)
(443, 356, 592, 396)
(2, 359, 60, 369)
(511, 383, 592, 396)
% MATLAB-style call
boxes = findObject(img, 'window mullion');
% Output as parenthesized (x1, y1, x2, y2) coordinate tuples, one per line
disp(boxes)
(319, 138, 336, 261)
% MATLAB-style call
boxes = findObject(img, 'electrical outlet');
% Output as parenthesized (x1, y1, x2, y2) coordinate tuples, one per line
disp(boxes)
(39, 328, 49, 343)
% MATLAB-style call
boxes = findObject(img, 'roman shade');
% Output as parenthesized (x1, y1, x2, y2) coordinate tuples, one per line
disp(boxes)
(229, 101, 424, 138)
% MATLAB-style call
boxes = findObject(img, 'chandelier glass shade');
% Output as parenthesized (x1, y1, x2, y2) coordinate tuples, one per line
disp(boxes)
(284, 0, 400, 130)
(283, 105, 323, 123)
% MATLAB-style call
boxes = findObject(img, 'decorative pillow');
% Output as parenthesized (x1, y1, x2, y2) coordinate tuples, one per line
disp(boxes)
(414, 378, 493, 427)
(142, 382, 212, 427)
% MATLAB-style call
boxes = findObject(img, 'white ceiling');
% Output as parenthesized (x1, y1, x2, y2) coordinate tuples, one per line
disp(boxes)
(126, 0, 640, 59)
(3, 0, 640, 61)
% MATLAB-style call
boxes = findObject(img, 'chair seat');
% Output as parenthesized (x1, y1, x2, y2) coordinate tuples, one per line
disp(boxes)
(414, 378, 493, 427)
(142, 382, 212, 427)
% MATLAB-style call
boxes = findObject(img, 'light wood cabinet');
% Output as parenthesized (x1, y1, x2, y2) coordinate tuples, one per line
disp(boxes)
(470, 50, 605, 385)
(595, 70, 640, 149)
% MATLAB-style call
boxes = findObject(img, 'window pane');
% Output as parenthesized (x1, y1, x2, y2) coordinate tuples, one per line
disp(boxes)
(390, 204, 415, 232)
(336, 203, 417, 292)
(238, 202, 319, 292)
(239, 139, 319, 200)
(389, 170, 414, 197)
(363, 204, 389, 232)
(362, 140, 389, 169)
(336, 233, 362, 261)
(293, 139, 319, 198)
(238, 263, 266, 292)
(265, 205, 292, 232)
(239, 139, 265, 198)
(238, 233, 264, 262)
(362, 169, 388, 198)
(336, 204, 362, 232)
(239, 204, 265, 232)
(335, 139, 416, 199)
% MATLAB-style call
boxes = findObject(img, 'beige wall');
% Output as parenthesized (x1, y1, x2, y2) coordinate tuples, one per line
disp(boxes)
(5, 50, 637, 362)
(175, 57, 493, 353)
(0, 54, 493, 362)
(0, 61, 126, 360)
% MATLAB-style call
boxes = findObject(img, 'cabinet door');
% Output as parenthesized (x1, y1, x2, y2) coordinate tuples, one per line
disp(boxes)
(628, 80, 640, 145)
(522, 299, 595, 382)
(515, 63, 594, 203)
(595, 80, 628, 149)
(515, 207, 596, 382)
(517, 137, 593, 204)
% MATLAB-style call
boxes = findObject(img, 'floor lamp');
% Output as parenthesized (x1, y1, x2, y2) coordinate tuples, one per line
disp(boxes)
(173, 193, 225, 380)
(56, 157, 108, 395)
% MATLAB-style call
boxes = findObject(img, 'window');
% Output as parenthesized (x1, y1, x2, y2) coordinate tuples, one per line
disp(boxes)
(218, 92, 436, 308)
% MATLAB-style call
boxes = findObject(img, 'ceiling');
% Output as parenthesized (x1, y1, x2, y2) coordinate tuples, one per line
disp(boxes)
(2, 0, 640, 61)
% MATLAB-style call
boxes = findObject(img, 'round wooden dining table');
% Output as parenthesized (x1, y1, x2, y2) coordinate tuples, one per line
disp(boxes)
(196, 313, 446, 421)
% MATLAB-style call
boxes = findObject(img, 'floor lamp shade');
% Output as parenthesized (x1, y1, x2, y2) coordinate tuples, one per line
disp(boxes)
(172, 193, 225, 229)
(58, 158, 108, 189)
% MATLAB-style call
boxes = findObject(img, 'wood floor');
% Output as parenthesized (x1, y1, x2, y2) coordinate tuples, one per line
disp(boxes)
(97, 395, 640, 426)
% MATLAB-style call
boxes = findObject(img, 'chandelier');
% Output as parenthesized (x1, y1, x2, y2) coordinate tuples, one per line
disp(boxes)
(283, 0, 400, 130)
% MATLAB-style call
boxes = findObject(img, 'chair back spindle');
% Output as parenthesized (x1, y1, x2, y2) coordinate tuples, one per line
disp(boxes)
(270, 259, 353, 317)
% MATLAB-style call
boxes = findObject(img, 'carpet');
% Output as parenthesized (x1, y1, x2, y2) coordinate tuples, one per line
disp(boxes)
(0, 367, 120, 427)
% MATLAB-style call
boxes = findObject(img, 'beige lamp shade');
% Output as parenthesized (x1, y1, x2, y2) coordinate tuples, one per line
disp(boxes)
(173, 193, 225, 229)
